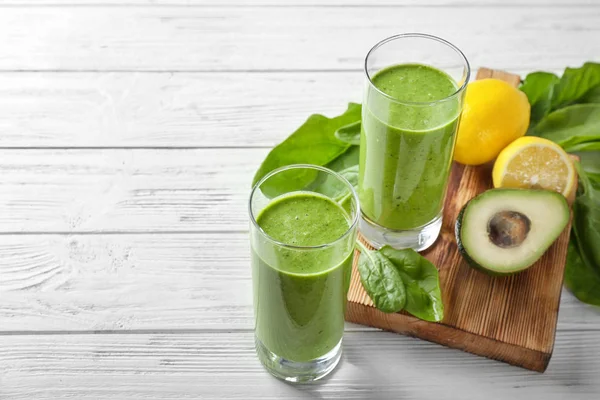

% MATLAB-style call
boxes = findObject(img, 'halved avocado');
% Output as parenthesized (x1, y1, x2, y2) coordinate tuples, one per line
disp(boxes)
(456, 188, 570, 276)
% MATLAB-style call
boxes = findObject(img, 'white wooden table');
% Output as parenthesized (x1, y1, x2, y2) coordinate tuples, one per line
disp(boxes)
(1, 1, 599, 398)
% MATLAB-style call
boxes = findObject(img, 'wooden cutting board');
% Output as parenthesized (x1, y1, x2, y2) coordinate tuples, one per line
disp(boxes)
(346, 68, 572, 372)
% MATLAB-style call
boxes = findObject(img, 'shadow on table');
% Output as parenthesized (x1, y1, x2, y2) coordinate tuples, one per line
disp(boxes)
(277, 328, 594, 399)
(287, 338, 409, 400)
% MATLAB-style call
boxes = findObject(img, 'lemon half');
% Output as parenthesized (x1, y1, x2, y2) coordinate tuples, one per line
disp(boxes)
(492, 136, 576, 198)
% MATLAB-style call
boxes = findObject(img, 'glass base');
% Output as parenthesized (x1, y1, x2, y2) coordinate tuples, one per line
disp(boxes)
(255, 336, 342, 383)
(359, 212, 442, 251)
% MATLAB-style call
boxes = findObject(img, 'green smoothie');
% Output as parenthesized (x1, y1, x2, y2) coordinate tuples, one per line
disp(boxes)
(359, 63, 461, 230)
(252, 192, 353, 362)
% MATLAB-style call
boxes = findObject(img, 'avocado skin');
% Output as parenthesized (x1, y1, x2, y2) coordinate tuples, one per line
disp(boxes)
(455, 200, 533, 277)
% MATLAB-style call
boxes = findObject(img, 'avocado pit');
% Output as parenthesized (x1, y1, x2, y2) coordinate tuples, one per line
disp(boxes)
(487, 210, 531, 248)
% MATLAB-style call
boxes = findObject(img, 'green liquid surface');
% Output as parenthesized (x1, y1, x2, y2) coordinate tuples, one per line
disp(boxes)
(252, 192, 353, 361)
(359, 63, 461, 230)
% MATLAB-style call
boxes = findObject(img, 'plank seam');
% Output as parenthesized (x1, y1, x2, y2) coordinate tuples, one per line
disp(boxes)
(0, 327, 597, 336)
(0, 230, 249, 235)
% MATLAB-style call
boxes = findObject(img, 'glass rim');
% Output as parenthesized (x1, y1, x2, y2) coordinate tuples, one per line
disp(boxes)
(249, 164, 360, 250)
(364, 33, 471, 106)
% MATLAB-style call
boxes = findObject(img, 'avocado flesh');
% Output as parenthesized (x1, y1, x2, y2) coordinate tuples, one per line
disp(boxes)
(457, 189, 570, 275)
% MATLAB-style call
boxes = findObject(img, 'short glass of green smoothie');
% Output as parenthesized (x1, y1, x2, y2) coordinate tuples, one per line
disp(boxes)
(249, 164, 359, 383)
(359, 33, 470, 251)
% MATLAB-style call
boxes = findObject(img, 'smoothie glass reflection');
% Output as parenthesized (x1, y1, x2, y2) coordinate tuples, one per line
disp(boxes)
(249, 165, 359, 383)
(359, 33, 470, 251)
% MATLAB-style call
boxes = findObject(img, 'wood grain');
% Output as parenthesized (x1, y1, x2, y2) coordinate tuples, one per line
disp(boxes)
(346, 70, 572, 372)
(476, 67, 522, 86)
(0, 72, 362, 148)
(0, 148, 267, 233)
(1, 331, 600, 400)
(0, 233, 253, 332)
(1, 233, 598, 332)
(0, 7, 598, 71)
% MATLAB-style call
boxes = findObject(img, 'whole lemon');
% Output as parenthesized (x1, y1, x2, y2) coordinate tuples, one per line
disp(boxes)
(454, 79, 530, 165)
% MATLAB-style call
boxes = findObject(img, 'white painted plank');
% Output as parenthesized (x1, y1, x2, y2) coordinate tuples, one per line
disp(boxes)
(1, 330, 599, 399)
(1, 233, 599, 331)
(0, 0, 596, 6)
(0, 148, 266, 232)
(0, 7, 598, 71)
(0, 69, 575, 148)
(0, 72, 362, 147)
(0, 233, 255, 331)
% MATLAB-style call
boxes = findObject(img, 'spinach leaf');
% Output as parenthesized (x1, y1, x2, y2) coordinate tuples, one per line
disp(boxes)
(576, 151, 600, 183)
(310, 145, 360, 208)
(560, 160, 600, 307)
(581, 85, 600, 104)
(355, 242, 444, 319)
(564, 142, 600, 152)
(520, 72, 559, 127)
(326, 145, 360, 172)
(252, 103, 361, 195)
(310, 165, 358, 202)
(334, 121, 361, 145)
(564, 240, 600, 306)
(327, 153, 360, 213)
(337, 165, 359, 191)
(380, 246, 444, 322)
(313, 144, 360, 200)
(532, 104, 600, 152)
(356, 243, 406, 313)
(572, 163, 600, 272)
(551, 62, 600, 110)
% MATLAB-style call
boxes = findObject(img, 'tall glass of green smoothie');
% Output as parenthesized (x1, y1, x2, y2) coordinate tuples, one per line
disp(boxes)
(359, 33, 470, 251)
(249, 165, 359, 382)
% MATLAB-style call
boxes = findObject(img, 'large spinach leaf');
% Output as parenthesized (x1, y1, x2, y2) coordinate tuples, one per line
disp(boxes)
(379, 246, 444, 322)
(356, 242, 407, 313)
(252, 103, 361, 195)
(572, 163, 600, 273)
(532, 104, 600, 152)
(334, 121, 361, 145)
(551, 62, 600, 110)
(521, 63, 600, 130)
(520, 72, 559, 127)
(581, 85, 600, 104)
(326, 145, 360, 172)
(576, 151, 600, 183)
(565, 240, 600, 306)
(321, 146, 361, 212)
(310, 164, 358, 203)
(337, 165, 359, 189)
(308, 144, 359, 206)
(316, 144, 360, 198)
(565, 142, 600, 152)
